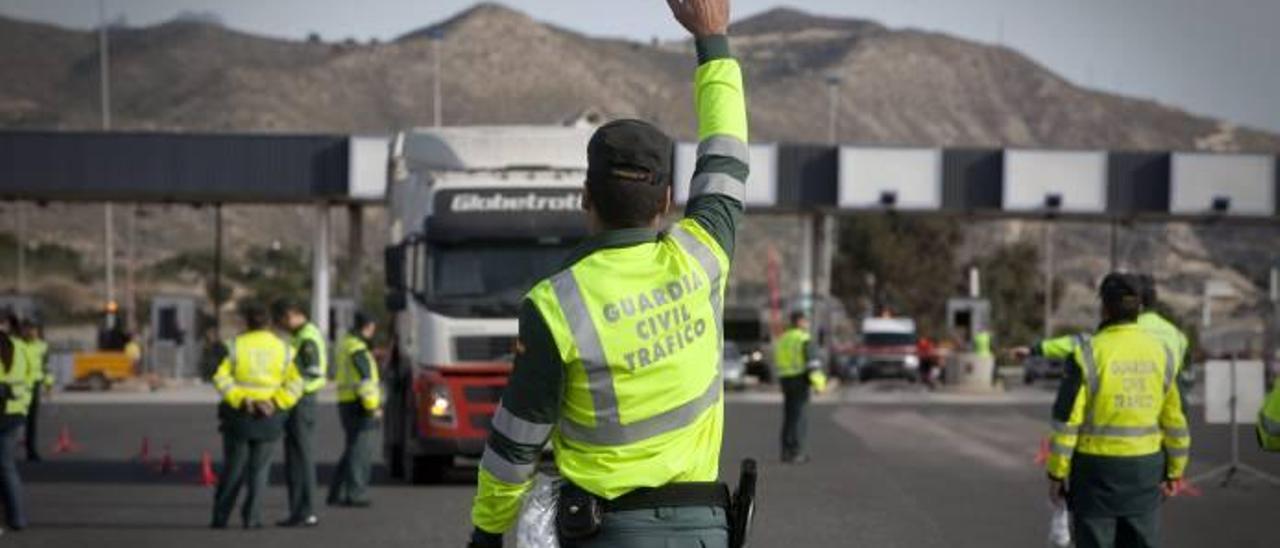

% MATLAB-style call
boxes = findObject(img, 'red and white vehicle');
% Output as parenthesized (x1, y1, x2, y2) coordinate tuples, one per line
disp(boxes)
(382, 126, 592, 483)
(844, 317, 921, 383)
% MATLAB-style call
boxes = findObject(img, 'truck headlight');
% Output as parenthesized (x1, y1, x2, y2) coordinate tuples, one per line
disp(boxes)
(428, 384, 455, 426)
(904, 355, 920, 368)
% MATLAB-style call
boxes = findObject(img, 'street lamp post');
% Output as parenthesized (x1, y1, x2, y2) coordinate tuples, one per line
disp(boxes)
(99, 0, 116, 316)
(825, 74, 840, 144)
(431, 29, 443, 127)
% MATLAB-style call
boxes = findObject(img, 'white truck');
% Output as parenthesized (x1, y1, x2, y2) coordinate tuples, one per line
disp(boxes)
(382, 126, 592, 483)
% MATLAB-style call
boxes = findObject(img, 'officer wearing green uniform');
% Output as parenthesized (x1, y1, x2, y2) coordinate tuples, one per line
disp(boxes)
(1046, 273, 1190, 548)
(1259, 376, 1280, 451)
(1024, 274, 1190, 394)
(0, 330, 32, 532)
(972, 328, 993, 357)
(775, 312, 825, 464)
(468, 1, 747, 545)
(19, 320, 50, 463)
(327, 312, 382, 507)
(272, 299, 326, 527)
(210, 303, 303, 529)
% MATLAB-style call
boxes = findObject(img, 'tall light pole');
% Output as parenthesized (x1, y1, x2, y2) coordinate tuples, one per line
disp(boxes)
(15, 202, 25, 294)
(431, 29, 443, 127)
(825, 74, 840, 144)
(99, 0, 116, 317)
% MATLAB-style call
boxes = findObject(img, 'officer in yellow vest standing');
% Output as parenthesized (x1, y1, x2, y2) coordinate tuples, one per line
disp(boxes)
(1259, 373, 1280, 450)
(272, 298, 326, 527)
(210, 303, 303, 529)
(1046, 273, 1190, 548)
(468, 1, 747, 545)
(775, 311, 826, 465)
(0, 328, 32, 533)
(19, 319, 50, 463)
(327, 312, 382, 508)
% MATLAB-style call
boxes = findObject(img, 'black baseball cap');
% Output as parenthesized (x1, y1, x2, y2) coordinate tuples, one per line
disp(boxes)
(1099, 272, 1141, 303)
(587, 120, 674, 187)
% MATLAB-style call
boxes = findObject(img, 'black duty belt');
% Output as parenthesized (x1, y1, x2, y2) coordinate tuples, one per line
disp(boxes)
(604, 482, 731, 513)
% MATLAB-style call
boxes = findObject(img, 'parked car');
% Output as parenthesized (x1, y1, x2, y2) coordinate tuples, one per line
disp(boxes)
(1024, 356, 1065, 385)
(723, 341, 749, 391)
(724, 306, 772, 384)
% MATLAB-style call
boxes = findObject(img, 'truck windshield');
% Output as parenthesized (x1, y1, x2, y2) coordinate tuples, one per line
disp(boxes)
(425, 241, 575, 318)
(863, 332, 917, 347)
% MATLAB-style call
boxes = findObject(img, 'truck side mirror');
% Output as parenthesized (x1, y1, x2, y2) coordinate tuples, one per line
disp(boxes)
(385, 244, 408, 312)
(385, 244, 406, 290)
(385, 291, 407, 313)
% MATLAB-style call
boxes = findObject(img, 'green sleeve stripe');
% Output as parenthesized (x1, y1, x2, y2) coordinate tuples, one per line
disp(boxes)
(486, 429, 544, 465)
(496, 300, 565, 425)
(695, 59, 748, 142)
(683, 194, 743, 260)
(479, 445, 536, 484)
(352, 351, 373, 380)
(491, 404, 553, 446)
(696, 154, 749, 183)
(1052, 360, 1083, 422)
(695, 35, 730, 64)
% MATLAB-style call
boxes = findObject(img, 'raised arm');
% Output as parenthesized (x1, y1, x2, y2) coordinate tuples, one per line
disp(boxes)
(670, 0, 749, 260)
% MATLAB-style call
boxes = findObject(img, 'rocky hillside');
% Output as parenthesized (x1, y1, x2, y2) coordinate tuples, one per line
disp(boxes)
(0, 4, 1276, 340)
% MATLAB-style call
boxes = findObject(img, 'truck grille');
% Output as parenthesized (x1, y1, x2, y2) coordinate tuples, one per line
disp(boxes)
(463, 385, 505, 404)
(470, 414, 493, 431)
(454, 335, 517, 362)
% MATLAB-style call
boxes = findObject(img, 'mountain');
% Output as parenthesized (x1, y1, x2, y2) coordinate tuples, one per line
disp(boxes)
(0, 4, 1276, 338)
(3, 4, 1278, 150)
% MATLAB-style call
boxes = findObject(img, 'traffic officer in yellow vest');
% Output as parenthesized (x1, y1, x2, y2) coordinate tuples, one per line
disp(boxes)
(211, 302, 303, 529)
(19, 319, 51, 463)
(271, 298, 326, 527)
(1015, 273, 1189, 379)
(775, 311, 826, 465)
(1259, 375, 1280, 451)
(327, 312, 382, 508)
(0, 328, 33, 532)
(468, 1, 748, 545)
(1046, 273, 1190, 548)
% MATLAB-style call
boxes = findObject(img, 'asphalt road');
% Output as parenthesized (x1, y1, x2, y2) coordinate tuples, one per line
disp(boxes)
(7, 386, 1278, 547)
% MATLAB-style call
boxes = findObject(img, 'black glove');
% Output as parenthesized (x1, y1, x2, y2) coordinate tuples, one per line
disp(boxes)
(468, 528, 503, 548)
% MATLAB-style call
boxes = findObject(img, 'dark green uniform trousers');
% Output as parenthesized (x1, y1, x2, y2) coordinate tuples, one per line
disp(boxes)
(779, 374, 810, 460)
(283, 393, 318, 519)
(211, 433, 277, 527)
(562, 506, 728, 548)
(1072, 511, 1159, 548)
(327, 402, 376, 505)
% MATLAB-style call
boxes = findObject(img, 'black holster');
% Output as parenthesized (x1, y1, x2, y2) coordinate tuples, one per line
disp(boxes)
(729, 459, 758, 548)
(556, 482, 603, 541)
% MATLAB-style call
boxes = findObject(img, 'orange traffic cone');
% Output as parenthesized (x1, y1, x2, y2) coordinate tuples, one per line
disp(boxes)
(156, 444, 178, 475)
(1034, 437, 1050, 465)
(52, 425, 81, 454)
(136, 436, 151, 463)
(198, 451, 218, 487)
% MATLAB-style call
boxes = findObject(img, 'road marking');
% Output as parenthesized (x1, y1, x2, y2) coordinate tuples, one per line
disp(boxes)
(833, 407, 1030, 472)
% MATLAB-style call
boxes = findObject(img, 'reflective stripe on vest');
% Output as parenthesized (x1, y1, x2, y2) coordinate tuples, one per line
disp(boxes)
(491, 404, 553, 446)
(551, 224, 725, 447)
(1077, 332, 1174, 439)
(551, 267, 724, 446)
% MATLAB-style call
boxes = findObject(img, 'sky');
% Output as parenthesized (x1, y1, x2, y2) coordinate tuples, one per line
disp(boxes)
(3, 0, 1279, 134)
